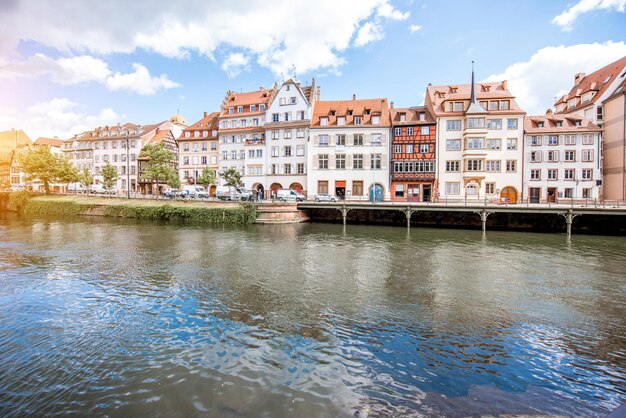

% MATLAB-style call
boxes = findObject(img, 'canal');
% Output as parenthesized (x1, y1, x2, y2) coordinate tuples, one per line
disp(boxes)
(0, 214, 624, 417)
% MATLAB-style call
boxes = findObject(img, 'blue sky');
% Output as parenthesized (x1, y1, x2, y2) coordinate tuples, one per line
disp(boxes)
(0, 0, 625, 139)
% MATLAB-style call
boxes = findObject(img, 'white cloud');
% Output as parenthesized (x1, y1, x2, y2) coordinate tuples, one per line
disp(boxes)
(220, 53, 250, 78)
(483, 41, 626, 115)
(0, 98, 120, 139)
(409, 24, 422, 33)
(0, 0, 409, 77)
(0, 54, 180, 95)
(552, 0, 626, 31)
(106, 63, 181, 95)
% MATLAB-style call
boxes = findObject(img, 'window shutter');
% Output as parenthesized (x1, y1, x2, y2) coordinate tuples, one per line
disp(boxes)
(347, 135, 354, 146)
(364, 154, 371, 168)
(313, 135, 319, 146)
(346, 154, 352, 168)
(542, 135, 548, 145)
(313, 155, 319, 170)
(381, 155, 388, 169)
(537, 151, 542, 162)
(381, 133, 388, 145)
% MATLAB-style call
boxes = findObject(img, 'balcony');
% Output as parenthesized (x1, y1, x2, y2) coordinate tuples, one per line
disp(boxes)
(245, 138, 265, 145)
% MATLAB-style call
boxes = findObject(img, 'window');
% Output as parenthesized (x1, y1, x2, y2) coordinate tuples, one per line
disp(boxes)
(271, 146, 279, 157)
(507, 119, 517, 130)
(370, 153, 382, 169)
(453, 102, 463, 111)
(446, 120, 461, 130)
(260, 104, 265, 111)
(298, 111, 305, 120)
(419, 113, 425, 121)
(183, 143, 189, 151)
(296, 128, 305, 138)
(446, 139, 461, 151)
(284, 129, 292, 139)
(237, 106, 243, 113)
(394, 184, 405, 198)
(466, 159, 483, 171)
(582, 188, 591, 198)
(581, 169, 593, 180)
(407, 127, 414, 135)
(564, 188, 573, 198)
(486, 139, 501, 150)
(548, 150, 559, 162)
(372, 116, 380, 124)
(446, 160, 460, 172)
(201, 156, 207, 164)
(530, 169, 541, 180)
(272, 113, 279, 122)
(479, 100, 488, 110)
(506, 138, 517, 150)
(318, 181, 328, 194)
(565, 150, 576, 161)
(202, 142, 207, 151)
(241, 119, 247, 127)
(420, 144, 429, 153)
(466, 137, 484, 149)
(445, 182, 460, 195)
(530, 136, 541, 146)
(486, 160, 501, 172)
(211, 142, 217, 150)
(500, 101, 510, 110)
(271, 130, 279, 140)
(250, 105, 256, 112)
(297, 163, 305, 174)
(296, 145, 305, 156)
(256, 149, 262, 158)
(337, 116, 346, 126)
(319, 154, 328, 169)
(489, 100, 499, 111)
(394, 127, 402, 136)
(352, 134, 363, 146)
(487, 119, 502, 130)
(222, 151, 228, 160)
(485, 183, 495, 194)
(248, 150, 255, 158)
(405, 144, 413, 153)
(231, 151, 237, 160)
(582, 149, 593, 162)
(530, 151, 542, 162)
(564, 169, 575, 180)
(336, 134, 346, 146)
(284, 164, 292, 174)
(319, 135, 329, 147)
(354, 116, 362, 125)
(506, 160, 516, 172)
(394, 144, 402, 153)
(353, 154, 363, 169)
(582, 134, 594, 145)
(284, 112, 290, 121)
(183, 156, 190, 164)
(548, 169, 558, 180)
(548, 136, 558, 145)
(353, 181, 364, 196)
(467, 118, 485, 129)
(564, 135, 576, 145)
(336, 154, 346, 169)
(290, 97, 297, 104)
(284, 146, 292, 157)
(371, 134, 381, 145)
(420, 126, 429, 135)
(320, 117, 328, 126)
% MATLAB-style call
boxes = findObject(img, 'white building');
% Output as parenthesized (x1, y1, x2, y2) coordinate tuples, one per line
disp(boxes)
(308, 96, 391, 201)
(523, 112, 602, 203)
(217, 87, 276, 188)
(263, 78, 316, 197)
(426, 75, 526, 202)
(178, 111, 219, 193)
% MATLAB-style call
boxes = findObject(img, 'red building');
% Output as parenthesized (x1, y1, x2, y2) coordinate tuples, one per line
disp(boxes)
(390, 106, 436, 202)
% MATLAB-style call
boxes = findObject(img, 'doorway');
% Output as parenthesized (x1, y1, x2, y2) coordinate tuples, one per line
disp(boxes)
(369, 183, 383, 202)
(422, 184, 432, 202)
(547, 187, 557, 203)
(335, 180, 346, 200)
(529, 187, 540, 204)
(407, 184, 420, 202)
(500, 186, 518, 204)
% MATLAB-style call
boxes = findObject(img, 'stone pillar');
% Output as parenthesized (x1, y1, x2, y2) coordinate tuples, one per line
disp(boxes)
(403, 207, 416, 229)
(475, 210, 493, 233)
(339, 206, 350, 225)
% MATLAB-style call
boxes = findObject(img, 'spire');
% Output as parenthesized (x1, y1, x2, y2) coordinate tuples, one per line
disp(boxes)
(470, 61, 476, 104)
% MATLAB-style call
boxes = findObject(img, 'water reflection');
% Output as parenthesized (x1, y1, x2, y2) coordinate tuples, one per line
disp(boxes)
(0, 214, 624, 416)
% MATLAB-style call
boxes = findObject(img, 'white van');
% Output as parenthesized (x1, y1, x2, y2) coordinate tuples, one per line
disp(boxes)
(182, 185, 209, 198)
(216, 186, 253, 201)
(68, 182, 85, 193)
(276, 189, 305, 202)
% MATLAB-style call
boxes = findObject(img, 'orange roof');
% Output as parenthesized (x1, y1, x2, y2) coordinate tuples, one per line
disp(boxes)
(0, 129, 32, 152)
(311, 98, 391, 127)
(390, 106, 435, 125)
(523, 113, 601, 133)
(219, 87, 276, 118)
(555, 55, 626, 113)
(426, 81, 524, 117)
(144, 128, 173, 146)
(34, 137, 64, 147)
(179, 111, 219, 140)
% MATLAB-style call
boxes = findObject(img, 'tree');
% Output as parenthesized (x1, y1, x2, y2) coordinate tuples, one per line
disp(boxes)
(196, 167, 216, 189)
(55, 156, 79, 194)
(79, 168, 93, 191)
(17, 146, 70, 194)
(101, 163, 118, 189)
(167, 170, 181, 189)
(219, 167, 242, 188)
(139, 143, 177, 193)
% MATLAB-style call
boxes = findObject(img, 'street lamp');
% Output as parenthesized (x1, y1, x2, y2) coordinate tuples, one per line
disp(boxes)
(125, 133, 130, 199)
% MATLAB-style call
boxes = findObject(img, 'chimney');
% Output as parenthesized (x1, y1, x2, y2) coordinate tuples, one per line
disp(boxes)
(352, 94, 356, 100)
(546, 108, 553, 115)
(316, 86, 320, 101)
(204, 111, 208, 118)
(156, 127, 160, 134)
(501, 80, 507, 90)
(390, 101, 394, 109)
(574, 73, 585, 85)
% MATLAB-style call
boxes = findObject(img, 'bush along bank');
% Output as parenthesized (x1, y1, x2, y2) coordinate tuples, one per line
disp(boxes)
(5, 193, 258, 225)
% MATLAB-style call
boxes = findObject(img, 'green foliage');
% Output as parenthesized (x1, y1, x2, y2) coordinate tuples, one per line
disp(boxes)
(102, 202, 257, 224)
(56, 157, 79, 185)
(7, 191, 33, 211)
(167, 171, 181, 189)
(101, 163, 118, 189)
(219, 167, 242, 188)
(22, 199, 90, 216)
(196, 167, 216, 188)
(79, 168, 94, 189)
(17, 146, 73, 194)
(139, 142, 177, 188)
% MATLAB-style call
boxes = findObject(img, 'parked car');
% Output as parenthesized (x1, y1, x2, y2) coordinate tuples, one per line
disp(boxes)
(276, 189, 305, 202)
(68, 182, 86, 193)
(162, 188, 181, 199)
(237, 188, 254, 201)
(88, 184, 114, 194)
(216, 186, 254, 201)
(182, 185, 209, 198)
(314, 193, 337, 202)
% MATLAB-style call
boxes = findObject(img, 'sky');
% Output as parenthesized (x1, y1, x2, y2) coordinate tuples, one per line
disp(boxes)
(0, 0, 625, 140)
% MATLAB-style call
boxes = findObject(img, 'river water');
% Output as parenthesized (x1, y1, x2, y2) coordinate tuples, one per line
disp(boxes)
(0, 214, 624, 417)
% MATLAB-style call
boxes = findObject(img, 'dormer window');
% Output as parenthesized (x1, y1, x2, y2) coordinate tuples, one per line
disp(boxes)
(556, 121, 563, 127)
(320, 117, 328, 126)
(438, 92, 445, 98)
(453, 102, 463, 112)
(330, 110, 336, 116)
(347, 109, 353, 116)
(479, 101, 488, 110)
(575, 120, 582, 126)
(364, 109, 370, 115)
(418, 113, 425, 121)
(354, 116, 362, 125)
(537, 122, 544, 128)
(250, 105, 256, 112)
(237, 106, 243, 113)
(489, 100, 499, 110)
(372, 116, 380, 125)
(260, 104, 265, 111)
(399, 113, 406, 122)
(337, 116, 345, 126)
(229, 107, 234, 114)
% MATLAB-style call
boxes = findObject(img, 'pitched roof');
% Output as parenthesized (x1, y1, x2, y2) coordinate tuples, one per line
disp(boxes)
(144, 128, 174, 146)
(0, 130, 32, 152)
(390, 106, 435, 125)
(523, 113, 601, 133)
(311, 97, 391, 127)
(179, 112, 220, 139)
(220, 86, 276, 117)
(555, 55, 626, 112)
(34, 137, 64, 147)
(425, 81, 524, 117)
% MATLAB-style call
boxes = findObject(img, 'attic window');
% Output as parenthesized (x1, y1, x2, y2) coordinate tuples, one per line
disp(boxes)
(575, 121, 582, 126)
(537, 122, 544, 128)
(399, 113, 406, 122)
(418, 113, 425, 121)
(364, 109, 370, 115)
(483, 85, 491, 92)
(347, 109, 353, 116)
(556, 121, 563, 127)
(451, 87, 458, 93)
(438, 92, 445, 98)
(329, 110, 336, 116)
(604, 75, 612, 84)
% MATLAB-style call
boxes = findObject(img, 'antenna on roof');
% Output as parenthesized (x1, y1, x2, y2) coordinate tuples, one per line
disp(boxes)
(470, 60, 476, 104)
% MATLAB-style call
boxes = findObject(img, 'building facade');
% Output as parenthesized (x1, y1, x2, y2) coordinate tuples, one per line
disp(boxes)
(389, 106, 436, 202)
(601, 77, 626, 201)
(137, 128, 179, 194)
(523, 112, 602, 203)
(308, 97, 391, 201)
(262, 79, 316, 197)
(426, 77, 525, 202)
(217, 87, 276, 188)
(178, 112, 219, 194)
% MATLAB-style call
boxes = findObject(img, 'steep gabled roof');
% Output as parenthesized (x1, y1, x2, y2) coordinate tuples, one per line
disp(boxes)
(523, 113, 601, 133)
(311, 98, 391, 127)
(34, 137, 64, 147)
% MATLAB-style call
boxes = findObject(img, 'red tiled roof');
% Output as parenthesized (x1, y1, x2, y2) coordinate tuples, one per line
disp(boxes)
(523, 113, 601, 133)
(220, 87, 276, 118)
(179, 111, 219, 140)
(555, 55, 626, 113)
(0, 129, 32, 152)
(425, 81, 524, 117)
(390, 106, 435, 125)
(34, 137, 64, 147)
(311, 98, 391, 127)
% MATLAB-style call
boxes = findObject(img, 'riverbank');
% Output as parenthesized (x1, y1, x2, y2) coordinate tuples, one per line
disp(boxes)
(0, 192, 257, 224)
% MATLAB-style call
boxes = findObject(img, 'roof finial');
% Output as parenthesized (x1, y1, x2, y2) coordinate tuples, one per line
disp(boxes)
(470, 61, 476, 104)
